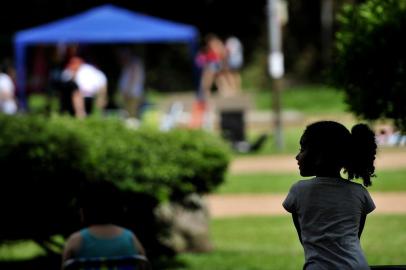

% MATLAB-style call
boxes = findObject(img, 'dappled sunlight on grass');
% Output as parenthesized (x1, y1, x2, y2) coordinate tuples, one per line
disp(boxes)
(0, 241, 45, 261)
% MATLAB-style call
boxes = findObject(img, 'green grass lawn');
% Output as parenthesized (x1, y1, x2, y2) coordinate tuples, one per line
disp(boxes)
(216, 169, 406, 194)
(177, 215, 406, 270)
(254, 85, 348, 114)
(146, 84, 347, 115)
(2, 214, 404, 269)
(242, 114, 359, 156)
(246, 125, 304, 155)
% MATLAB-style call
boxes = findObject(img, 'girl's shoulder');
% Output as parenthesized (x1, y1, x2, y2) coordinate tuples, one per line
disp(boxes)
(333, 177, 370, 192)
(293, 178, 317, 187)
(292, 177, 366, 190)
(288, 178, 316, 192)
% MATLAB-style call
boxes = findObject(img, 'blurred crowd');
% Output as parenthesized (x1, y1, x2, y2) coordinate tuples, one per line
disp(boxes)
(375, 125, 406, 147)
(0, 45, 146, 120)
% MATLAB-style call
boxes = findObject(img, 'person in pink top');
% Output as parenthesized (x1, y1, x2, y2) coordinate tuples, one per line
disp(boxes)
(196, 34, 230, 100)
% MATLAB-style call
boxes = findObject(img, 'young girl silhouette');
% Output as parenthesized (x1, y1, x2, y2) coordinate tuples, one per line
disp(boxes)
(283, 121, 376, 270)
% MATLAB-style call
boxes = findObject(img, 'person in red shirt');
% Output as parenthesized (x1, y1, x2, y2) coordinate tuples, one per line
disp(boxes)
(196, 34, 230, 100)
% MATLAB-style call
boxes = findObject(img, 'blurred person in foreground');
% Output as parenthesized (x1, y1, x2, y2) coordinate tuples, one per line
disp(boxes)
(283, 121, 376, 269)
(62, 181, 145, 265)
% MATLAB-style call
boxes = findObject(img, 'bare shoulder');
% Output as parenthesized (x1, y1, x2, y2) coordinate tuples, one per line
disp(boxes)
(130, 232, 146, 255)
(63, 231, 83, 260)
(67, 231, 82, 244)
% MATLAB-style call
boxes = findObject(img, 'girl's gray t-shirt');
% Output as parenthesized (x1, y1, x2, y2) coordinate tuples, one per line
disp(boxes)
(283, 177, 375, 270)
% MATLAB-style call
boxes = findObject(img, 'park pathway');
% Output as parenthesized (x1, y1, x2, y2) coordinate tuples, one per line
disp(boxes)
(208, 150, 406, 217)
(207, 192, 406, 217)
(230, 150, 406, 174)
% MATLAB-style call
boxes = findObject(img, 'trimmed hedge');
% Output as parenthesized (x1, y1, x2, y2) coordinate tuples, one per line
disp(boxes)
(0, 115, 230, 255)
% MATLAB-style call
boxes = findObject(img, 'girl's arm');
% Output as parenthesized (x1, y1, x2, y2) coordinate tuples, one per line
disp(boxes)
(61, 232, 82, 269)
(292, 213, 303, 244)
(358, 214, 366, 239)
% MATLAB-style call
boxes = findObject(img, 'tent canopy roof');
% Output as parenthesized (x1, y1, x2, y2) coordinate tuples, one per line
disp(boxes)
(15, 4, 198, 44)
(13, 5, 199, 107)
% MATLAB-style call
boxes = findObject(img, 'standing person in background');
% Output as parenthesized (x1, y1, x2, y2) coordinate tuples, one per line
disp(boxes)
(118, 49, 145, 119)
(225, 36, 243, 95)
(192, 34, 230, 129)
(196, 34, 229, 100)
(283, 121, 376, 270)
(0, 63, 17, 115)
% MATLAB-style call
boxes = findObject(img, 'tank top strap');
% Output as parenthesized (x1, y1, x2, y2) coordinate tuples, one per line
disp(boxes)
(79, 228, 91, 239)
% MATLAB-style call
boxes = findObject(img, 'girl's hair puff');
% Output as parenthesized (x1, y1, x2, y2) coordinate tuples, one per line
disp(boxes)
(346, 124, 377, 186)
(302, 121, 376, 187)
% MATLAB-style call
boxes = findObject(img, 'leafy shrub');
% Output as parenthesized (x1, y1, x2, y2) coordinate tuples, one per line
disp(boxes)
(331, 0, 406, 130)
(51, 117, 231, 200)
(0, 115, 230, 256)
(0, 115, 86, 241)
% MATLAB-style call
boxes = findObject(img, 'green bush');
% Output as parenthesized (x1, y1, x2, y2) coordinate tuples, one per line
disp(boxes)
(0, 115, 230, 256)
(0, 115, 86, 241)
(51, 117, 231, 200)
(331, 0, 406, 130)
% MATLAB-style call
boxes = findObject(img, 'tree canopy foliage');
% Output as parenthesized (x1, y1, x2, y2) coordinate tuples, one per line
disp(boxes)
(332, 0, 406, 131)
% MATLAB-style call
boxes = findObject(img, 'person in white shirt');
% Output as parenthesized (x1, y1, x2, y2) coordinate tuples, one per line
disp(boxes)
(118, 50, 145, 119)
(62, 57, 108, 117)
(0, 65, 17, 115)
(224, 36, 243, 94)
(75, 62, 108, 115)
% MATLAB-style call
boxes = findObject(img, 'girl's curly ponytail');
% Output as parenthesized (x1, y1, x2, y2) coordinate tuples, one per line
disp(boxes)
(346, 124, 377, 187)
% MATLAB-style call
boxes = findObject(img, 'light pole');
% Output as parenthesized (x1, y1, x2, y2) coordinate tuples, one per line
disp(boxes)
(267, 0, 285, 151)
(321, 0, 334, 66)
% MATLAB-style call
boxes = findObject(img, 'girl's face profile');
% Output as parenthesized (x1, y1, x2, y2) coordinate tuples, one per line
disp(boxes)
(296, 135, 317, 177)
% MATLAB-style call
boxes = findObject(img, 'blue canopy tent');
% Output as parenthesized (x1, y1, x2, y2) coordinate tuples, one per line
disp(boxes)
(14, 4, 199, 108)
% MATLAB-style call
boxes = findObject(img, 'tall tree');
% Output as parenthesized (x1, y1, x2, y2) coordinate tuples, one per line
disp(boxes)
(331, 0, 406, 131)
